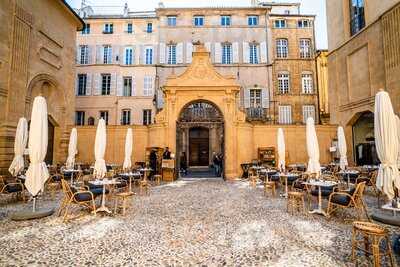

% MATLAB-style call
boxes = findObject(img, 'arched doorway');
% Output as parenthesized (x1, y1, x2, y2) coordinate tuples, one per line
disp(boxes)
(176, 100, 224, 178)
(351, 111, 379, 165)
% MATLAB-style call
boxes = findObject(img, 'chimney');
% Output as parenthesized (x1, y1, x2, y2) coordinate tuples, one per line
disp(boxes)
(123, 3, 129, 17)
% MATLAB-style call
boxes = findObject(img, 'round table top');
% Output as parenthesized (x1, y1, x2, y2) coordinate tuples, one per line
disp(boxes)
(138, 168, 153, 172)
(338, 170, 360, 175)
(260, 169, 277, 174)
(304, 179, 337, 187)
(62, 169, 81, 173)
(120, 172, 141, 177)
(89, 179, 121, 186)
(271, 173, 300, 178)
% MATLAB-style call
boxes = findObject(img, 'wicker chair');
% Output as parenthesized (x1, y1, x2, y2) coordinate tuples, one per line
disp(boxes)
(0, 175, 25, 202)
(326, 181, 369, 220)
(59, 179, 99, 222)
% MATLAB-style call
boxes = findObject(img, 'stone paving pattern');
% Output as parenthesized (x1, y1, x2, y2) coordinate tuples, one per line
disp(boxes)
(0, 178, 399, 266)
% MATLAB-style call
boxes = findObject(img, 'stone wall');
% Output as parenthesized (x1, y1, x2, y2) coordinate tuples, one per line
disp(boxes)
(73, 124, 338, 178)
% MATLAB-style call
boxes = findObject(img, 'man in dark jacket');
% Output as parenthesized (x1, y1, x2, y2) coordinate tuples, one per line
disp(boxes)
(163, 147, 171, 160)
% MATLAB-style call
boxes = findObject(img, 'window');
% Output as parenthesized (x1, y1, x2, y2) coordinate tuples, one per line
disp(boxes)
(248, 15, 258, 26)
(88, 117, 95, 125)
(249, 89, 262, 108)
(101, 74, 111, 95)
(167, 44, 177, 65)
(82, 23, 90, 34)
(279, 105, 292, 124)
(299, 39, 311, 58)
(194, 16, 204, 26)
(276, 39, 288, 58)
(75, 111, 85, 126)
(127, 23, 133, 33)
(124, 47, 133, 65)
(284, 10, 291, 15)
(350, 0, 365, 36)
(79, 45, 89, 64)
(145, 47, 153, 64)
(103, 45, 112, 64)
(147, 23, 153, 33)
(77, 74, 87, 95)
(274, 19, 286, 28)
(143, 109, 152, 125)
(278, 73, 290, 94)
(99, 111, 109, 125)
(249, 43, 259, 64)
(221, 15, 231, 26)
(121, 110, 131, 125)
(298, 19, 311, 28)
(301, 73, 313, 94)
(103, 23, 113, 34)
(143, 76, 153, 96)
(302, 105, 316, 123)
(123, 77, 132, 96)
(167, 16, 177, 26)
(222, 43, 232, 64)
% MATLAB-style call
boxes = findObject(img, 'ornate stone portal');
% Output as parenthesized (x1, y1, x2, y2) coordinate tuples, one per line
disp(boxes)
(155, 44, 245, 179)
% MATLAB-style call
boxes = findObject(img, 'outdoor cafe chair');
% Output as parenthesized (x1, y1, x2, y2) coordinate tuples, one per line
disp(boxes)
(59, 179, 103, 222)
(326, 181, 369, 221)
(0, 175, 25, 202)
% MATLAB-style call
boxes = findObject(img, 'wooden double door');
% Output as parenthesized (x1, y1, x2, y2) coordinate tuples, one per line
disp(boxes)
(189, 127, 209, 166)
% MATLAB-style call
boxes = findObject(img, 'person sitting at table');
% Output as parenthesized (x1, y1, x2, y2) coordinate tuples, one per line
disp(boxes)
(163, 147, 171, 160)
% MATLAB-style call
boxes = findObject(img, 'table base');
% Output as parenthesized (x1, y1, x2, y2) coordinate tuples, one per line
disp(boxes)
(96, 205, 112, 214)
(309, 208, 327, 216)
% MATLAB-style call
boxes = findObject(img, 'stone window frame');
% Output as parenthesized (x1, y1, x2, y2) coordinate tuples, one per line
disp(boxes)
(301, 71, 314, 94)
(277, 71, 290, 94)
(121, 109, 131, 125)
(276, 38, 288, 58)
(302, 104, 316, 124)
(278, 105, 292, 124)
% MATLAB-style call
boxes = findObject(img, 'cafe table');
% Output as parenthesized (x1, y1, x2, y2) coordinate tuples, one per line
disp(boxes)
(303, 179, 337, 216)
(338, 170, 360, 187)
(271, 173, 300, 198)
(89, 179, 120, 214)
(119, 172, 141, 192)
(62, 169, 81, 185)
(138, 168, 153, 180)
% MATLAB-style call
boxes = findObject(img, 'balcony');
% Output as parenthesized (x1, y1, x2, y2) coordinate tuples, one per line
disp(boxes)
(245, 107, 270, 122)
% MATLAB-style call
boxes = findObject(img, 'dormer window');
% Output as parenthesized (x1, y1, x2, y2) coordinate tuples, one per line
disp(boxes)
(167, 16, 177, 26)
(82, 23, 90, 34)
(298, 19, 311, 28)
(127, 23, 133, 33)
(147, 23, 153, 33)
(221, 15, 231, 26)
(274, 19, 286, 28)
(103, 23, 113, 34)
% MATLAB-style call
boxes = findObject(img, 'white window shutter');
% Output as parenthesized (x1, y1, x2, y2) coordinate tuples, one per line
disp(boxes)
(186, 42, 193, 63)
(243, 42, 250, 63)
(159, 43, 166, 64)
(214, 42, 221, 63)
(96, 45, 102, 64)
(244, 88, 250, 108)
(260, 41, 267, 63)
(205, 42, 211, 53)
(94, 74, 101, 95)
(156, 88, 164, 109)
(135, 45, 141, 65)
(113, 45, 119, 64)
(177, 42, 183, 63)
(261, 88, 269, 108)
(151, 76, 155, 94)
(76, 45, 80, 64)
(140, 45, 145, 64)
(123, 47, 127, 65)
(86, 73, 92, 95)
(110, 73, 116, 95)
(108, 46, 113, 63)
(75, 74, 79, 95)
(131, 76, 136, 95)
(232, 42, 239, 63)
(116, 74, 123, 96)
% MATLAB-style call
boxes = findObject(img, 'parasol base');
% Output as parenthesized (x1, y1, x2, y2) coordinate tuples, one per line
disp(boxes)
(10, 208, 54, 221)
(371, 212, 400, 227)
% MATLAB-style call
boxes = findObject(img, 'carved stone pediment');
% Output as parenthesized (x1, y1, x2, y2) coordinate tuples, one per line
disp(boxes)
(164, 44, 239, 89)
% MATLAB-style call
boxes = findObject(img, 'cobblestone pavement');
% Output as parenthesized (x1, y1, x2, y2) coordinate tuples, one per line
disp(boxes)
(0, 178, 398, 266)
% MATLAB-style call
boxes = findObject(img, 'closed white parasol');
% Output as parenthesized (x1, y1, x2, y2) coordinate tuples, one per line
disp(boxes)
(93, 118, 107, 179)
(306, 117, 321, 177)
(123, 128, 133, 171)
(337, 126, 348, 171)
(374, 91, 399, 199)
(9, 118, 28, 176)
(25, 96, 49, 198)
(66, 128, 77, 169)
(277, 128, 285, 171)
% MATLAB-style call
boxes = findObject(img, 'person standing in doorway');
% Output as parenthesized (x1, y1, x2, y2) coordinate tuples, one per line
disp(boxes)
(212, 152, 219, 176)
(217, 152, 224, 178)
(163, 147, 171, 160)
(180, 152, 188, 176)
(149, 149, 157, 177)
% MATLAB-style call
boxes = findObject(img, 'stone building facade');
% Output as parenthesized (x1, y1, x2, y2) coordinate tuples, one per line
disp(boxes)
(0, 0, 83, 173)
(74, 2, 319, 128)
(326, 0, 400, 165)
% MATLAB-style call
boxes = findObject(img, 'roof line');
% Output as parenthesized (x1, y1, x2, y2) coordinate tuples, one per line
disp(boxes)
(60, 0, 85, 29)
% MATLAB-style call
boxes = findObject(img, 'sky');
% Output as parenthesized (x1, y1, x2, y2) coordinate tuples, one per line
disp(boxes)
(66, 0, 327, 49)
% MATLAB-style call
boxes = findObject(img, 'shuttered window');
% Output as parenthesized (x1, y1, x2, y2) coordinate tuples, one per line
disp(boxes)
(278, 72, 290, 94)
(279, 105, 292, 124)
(302, 105, 315, 124)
